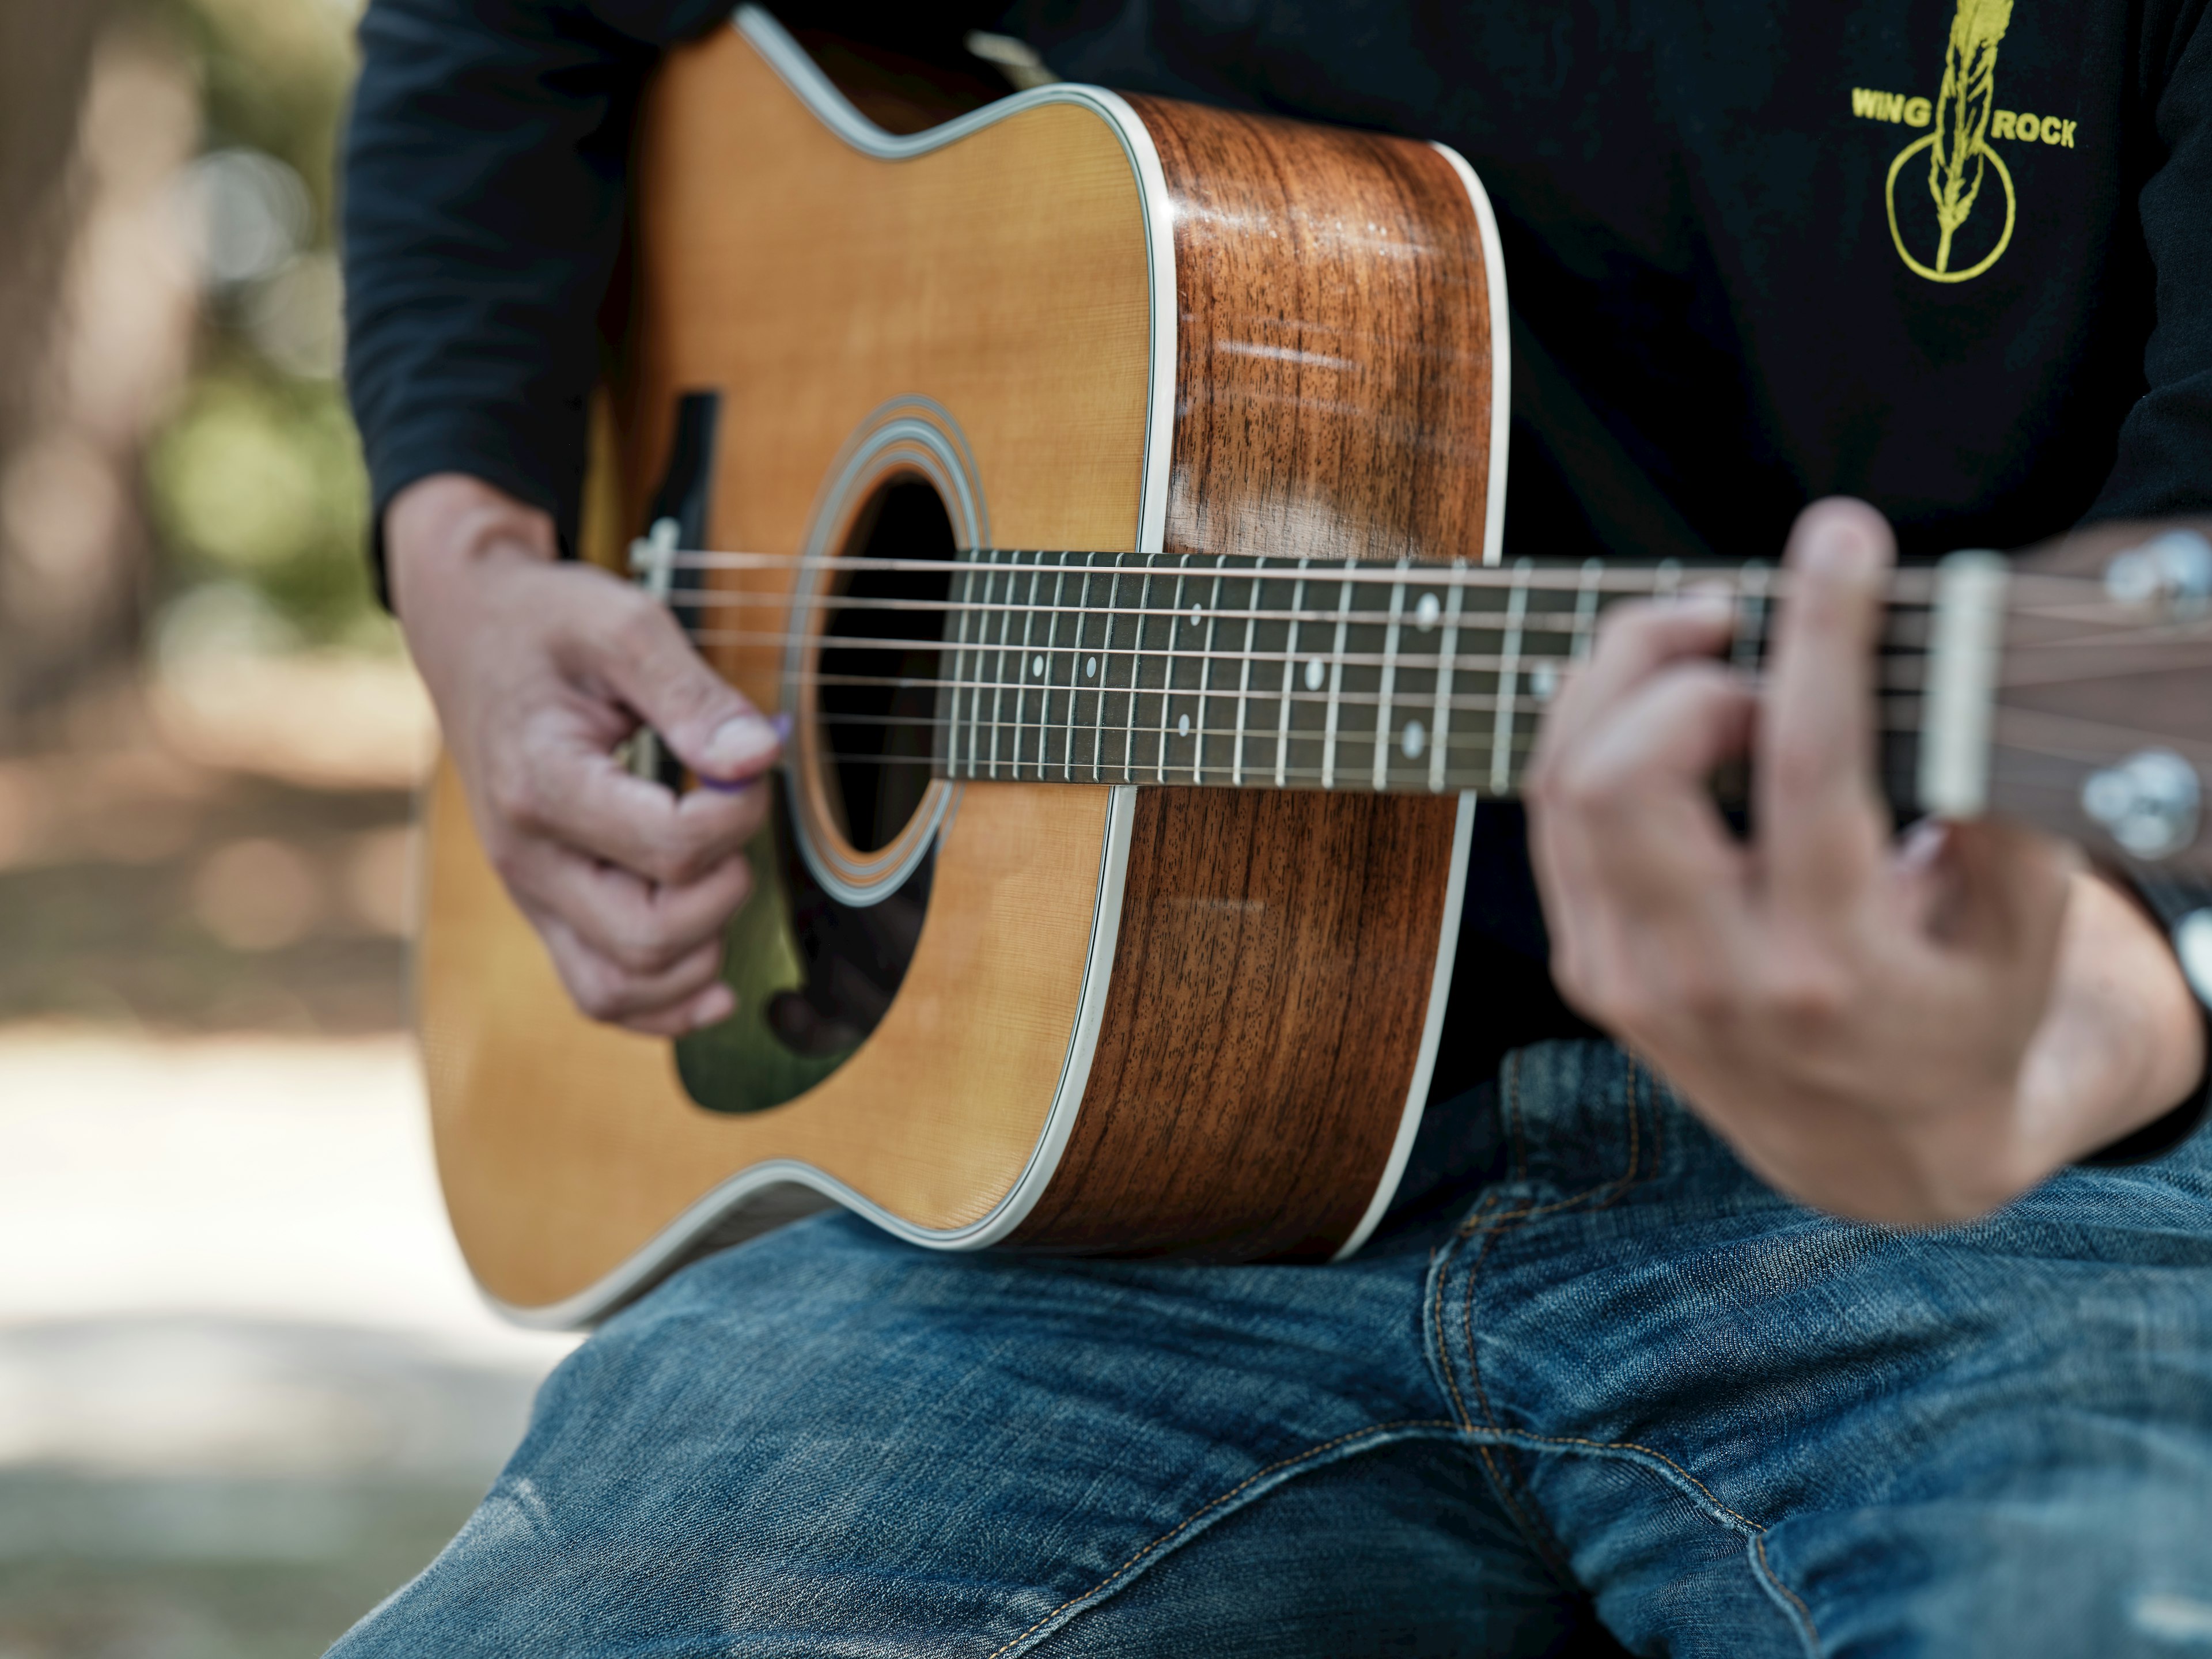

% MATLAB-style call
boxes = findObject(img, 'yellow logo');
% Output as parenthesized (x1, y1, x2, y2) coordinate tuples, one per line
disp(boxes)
(1873, 0, 2019, 283)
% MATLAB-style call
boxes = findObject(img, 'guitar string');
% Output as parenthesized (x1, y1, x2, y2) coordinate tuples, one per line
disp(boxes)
(646, 547, 2135, 623)
(615, 551, 2193, 774)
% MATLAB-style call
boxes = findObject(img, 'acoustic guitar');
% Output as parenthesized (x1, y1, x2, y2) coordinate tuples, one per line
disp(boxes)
(417, 5, 2212, 1327)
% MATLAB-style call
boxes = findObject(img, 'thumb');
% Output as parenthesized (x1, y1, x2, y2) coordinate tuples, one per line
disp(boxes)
(599, 598, 781, 785)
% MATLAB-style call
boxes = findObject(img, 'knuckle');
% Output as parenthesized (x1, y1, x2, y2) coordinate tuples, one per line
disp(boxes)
(610, 916, 684, 976)
(1766, 741, 1836, 801)
(1751, 950, 1853, 1032)
(484, 762, 542, 834)
(1551, 757, 1618, 819)
(1668, 964, 1737, 1028)
(566, 964, 627, 1023)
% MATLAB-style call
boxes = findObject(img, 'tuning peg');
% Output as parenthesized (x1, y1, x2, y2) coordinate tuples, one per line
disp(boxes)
(2104, 529, 2212, 617)
(2082, 747, 2202, 859)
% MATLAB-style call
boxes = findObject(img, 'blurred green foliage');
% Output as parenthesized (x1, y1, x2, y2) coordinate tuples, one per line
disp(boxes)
(141, 0, 386, 651)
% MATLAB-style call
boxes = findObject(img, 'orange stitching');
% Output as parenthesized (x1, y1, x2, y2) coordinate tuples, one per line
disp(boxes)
(1480, 1426, 1763, 1532)
(1459, 1217, 1581, 1584)
(1445, 1059, 1819, 1650)
(1453, 1054, 1664, 1576)
(1755, 1533, 1823, 1653)
(1433, 1226, 1479, 1430)
(1457, 1054, 1653, 1236)
(983, 1418, 1458, 1659)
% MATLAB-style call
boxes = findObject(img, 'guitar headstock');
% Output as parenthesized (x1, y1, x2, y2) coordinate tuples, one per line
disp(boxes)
(1977, 529, 2212, 878)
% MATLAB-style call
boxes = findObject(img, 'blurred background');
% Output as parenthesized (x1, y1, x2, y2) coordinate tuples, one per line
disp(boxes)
(0, 1, 578, 1652)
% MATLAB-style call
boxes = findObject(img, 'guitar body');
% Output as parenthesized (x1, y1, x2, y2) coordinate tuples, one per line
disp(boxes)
(418, 7, 1506, 1325)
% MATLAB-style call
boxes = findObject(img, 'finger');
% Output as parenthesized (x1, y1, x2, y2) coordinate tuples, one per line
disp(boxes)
(617, 980, 738, 1039)
(1758, 498, 1894, 915)
(1533, 590, 1736, 771)
(584, 590, 781, 785)
(1537, 660, 1756, 919)
(535, 914, 735, 1031)
(489, 725, 771, 886)
(509, 839, 753, 975)
(1528, 662, 1756, 1025)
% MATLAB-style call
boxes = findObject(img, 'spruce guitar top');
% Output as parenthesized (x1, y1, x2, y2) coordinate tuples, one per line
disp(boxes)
(417, 6, 2212, 1327)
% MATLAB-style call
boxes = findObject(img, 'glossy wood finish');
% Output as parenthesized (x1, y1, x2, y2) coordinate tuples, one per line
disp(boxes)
(1006, 100, 1490, 1256)
(421, 23, 1156, 1314)
(1131, 96, 1497, 568)
(1011, 787, 1459, 1257)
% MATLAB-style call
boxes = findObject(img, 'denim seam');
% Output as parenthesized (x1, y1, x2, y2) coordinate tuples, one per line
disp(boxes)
(988, 1419, 1466, 1659)
(1438, 1426, 1822, 1659)
(1456, 1055, 1653, 1238)
(1433, 1060, 1661, 1592)
(1449, 1060, 1822, 1658)
(1460, 1209, 1585, 1587)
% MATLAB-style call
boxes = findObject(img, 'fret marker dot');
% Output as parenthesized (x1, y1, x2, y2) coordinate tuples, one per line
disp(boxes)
(1031, 655, 1045, 677)
(1532, 663, 1559, 700)
(1304, 658, 1325, 692)
(1085, 657, 1097, 678)
(1415, 593, 1441, 630)
(1190, 604, 1203, 626)
(1177, 712, 1191, 738)
(1402, 718, 1426, 760)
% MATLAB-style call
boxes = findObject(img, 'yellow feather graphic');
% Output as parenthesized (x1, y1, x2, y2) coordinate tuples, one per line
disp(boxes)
(1927, 0, 2013, 273)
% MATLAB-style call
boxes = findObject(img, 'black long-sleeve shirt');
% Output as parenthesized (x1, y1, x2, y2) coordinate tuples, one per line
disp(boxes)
(344, 0, 2212, 1126)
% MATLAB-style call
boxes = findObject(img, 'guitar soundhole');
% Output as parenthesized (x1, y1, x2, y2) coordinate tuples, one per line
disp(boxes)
(817, 476, 954, 853)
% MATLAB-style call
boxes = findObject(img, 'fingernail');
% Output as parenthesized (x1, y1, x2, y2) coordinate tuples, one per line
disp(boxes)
(1804, 521, 1878, 583)
(689, 984, 736, 1031)
(701, 714, 779, 780)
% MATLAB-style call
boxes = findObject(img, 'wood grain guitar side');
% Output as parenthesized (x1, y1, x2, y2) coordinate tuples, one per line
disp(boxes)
(1007, 100, 1498, 1257)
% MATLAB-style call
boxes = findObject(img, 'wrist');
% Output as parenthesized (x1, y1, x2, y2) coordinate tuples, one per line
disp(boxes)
(2013, 870, 2207, 1171)
(384, 473, 559, 632)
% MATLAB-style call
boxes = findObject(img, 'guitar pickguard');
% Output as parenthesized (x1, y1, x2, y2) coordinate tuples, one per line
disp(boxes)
(672, 772, 932, 1113)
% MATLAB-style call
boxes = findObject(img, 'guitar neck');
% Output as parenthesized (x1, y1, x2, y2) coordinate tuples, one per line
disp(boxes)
(929, 548, 1937, 802)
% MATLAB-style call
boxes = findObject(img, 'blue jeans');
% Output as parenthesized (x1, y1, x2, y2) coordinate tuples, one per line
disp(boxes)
(332, 1041, 2212, 1656)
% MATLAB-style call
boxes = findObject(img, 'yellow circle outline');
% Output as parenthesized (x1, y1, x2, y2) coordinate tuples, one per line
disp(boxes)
(1884, 131, 2016, 283)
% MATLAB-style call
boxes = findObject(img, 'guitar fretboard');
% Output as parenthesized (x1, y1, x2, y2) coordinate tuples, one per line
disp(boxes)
(932, 548, 1861, 796)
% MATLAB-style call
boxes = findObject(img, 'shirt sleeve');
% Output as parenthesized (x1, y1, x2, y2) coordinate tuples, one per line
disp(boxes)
(2086, 0, 2212, 522)
(342, 0, 741, 575)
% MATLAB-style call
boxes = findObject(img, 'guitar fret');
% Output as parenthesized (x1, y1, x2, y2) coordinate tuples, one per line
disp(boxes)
(988, 550, 1014, 779)
(1488, 557, 1531, 794)
(1232, 571, 1259, 787)
(971, 551, 998, 778)
(1428, 558, 1465, 794)
(1157, 555, 1190, 783)
(1036, 555, 1065, 781)
(1321, 560, 1355, 790)
(1733, 560, 1771, 674)
(1195, 564, 1225, 783)
(946, 555, 975, 778)
(1372, 558, 1409, 791)
(1570, 557, 1603, 661)
(1125, 560, 1152, 782)
(1276, 563, 1309, 789)
(1064, 554, 1092, 780)
(1094, 557, 1124, 782)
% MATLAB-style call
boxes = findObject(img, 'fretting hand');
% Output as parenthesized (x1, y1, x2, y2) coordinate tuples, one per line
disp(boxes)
(388, 474, 779, 1036)
(1525, 497, 2206, 1225)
